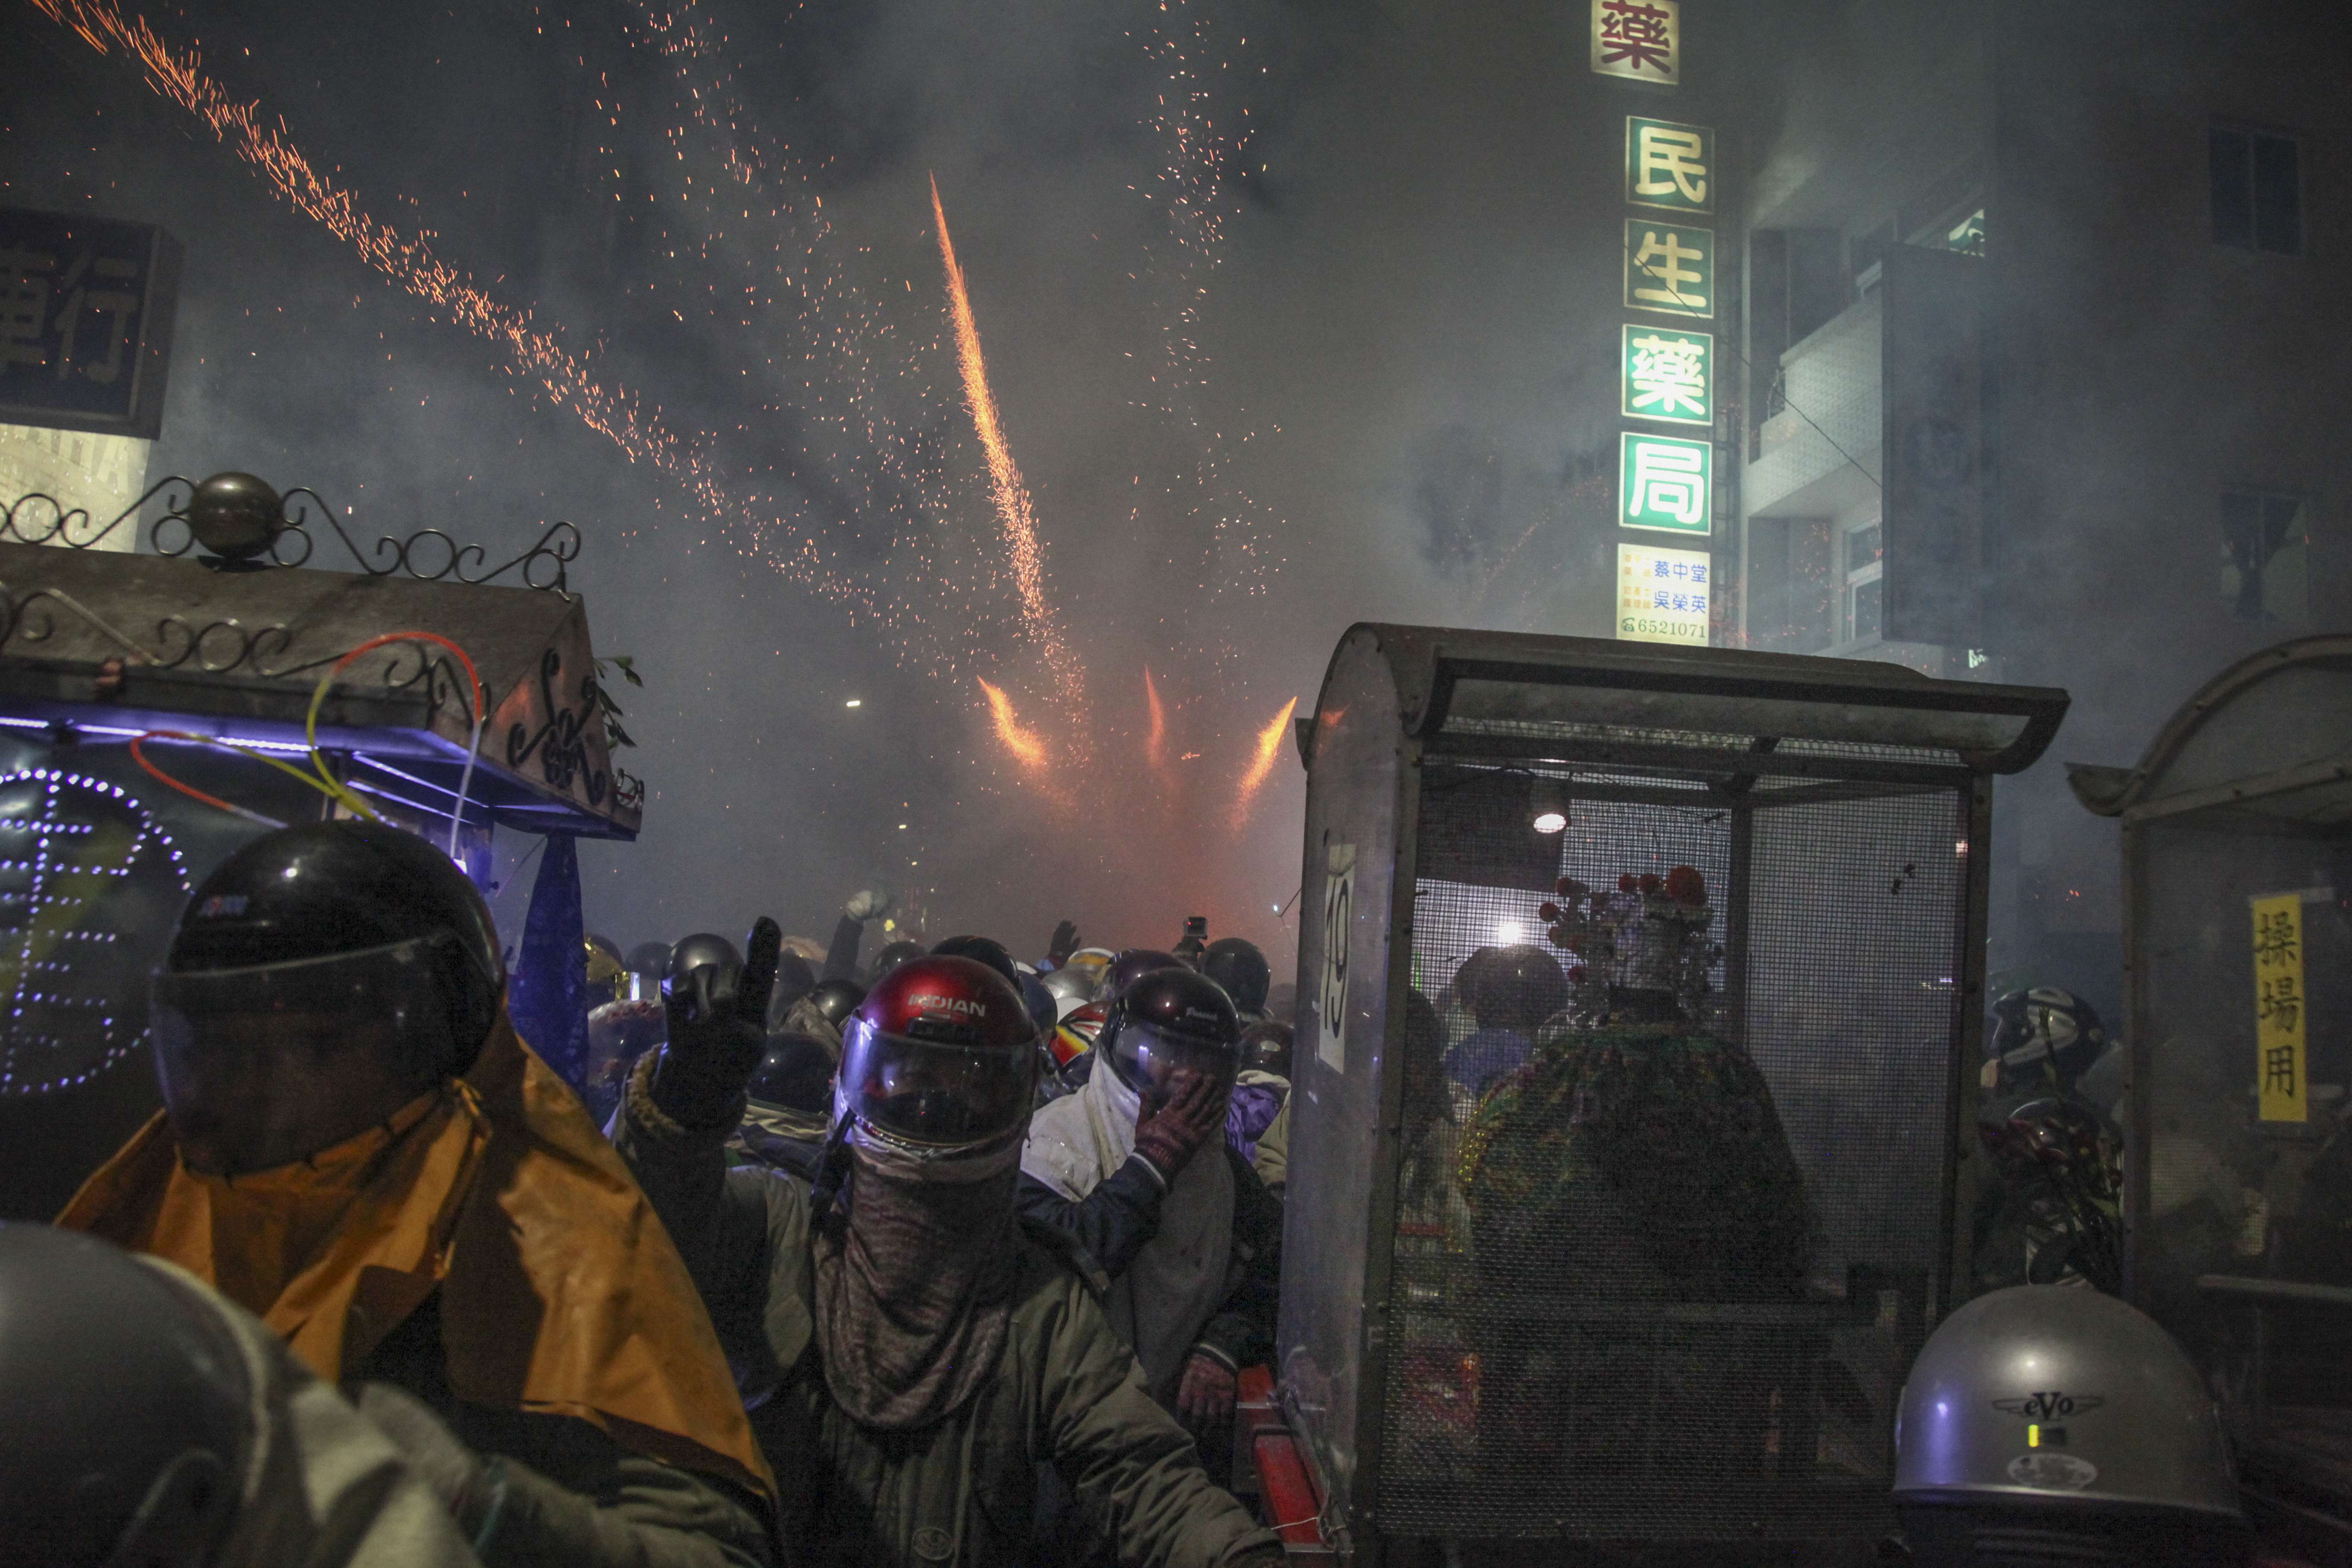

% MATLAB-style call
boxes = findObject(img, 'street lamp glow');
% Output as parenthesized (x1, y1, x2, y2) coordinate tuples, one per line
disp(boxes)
(1533, 810, 1568, 834)
(844, 698, 862, 709)
(1497, 920, 1524, 945)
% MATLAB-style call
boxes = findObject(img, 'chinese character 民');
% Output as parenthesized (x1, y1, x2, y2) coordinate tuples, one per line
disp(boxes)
(2265, 1043, 2300, 1098)
(0, 245, 57, 372)
(2255, 909, 2300, 970)
(1630, 226, 1710, 313)
(2261, 975, 2302, 1035)
(1596, 0, 1675, 76)
(1627, 331, 1708, 419)
(1634, 123, 1708, 207)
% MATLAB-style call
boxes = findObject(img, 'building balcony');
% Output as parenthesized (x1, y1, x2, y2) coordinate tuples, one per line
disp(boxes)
(1745, 289, 1883, 520)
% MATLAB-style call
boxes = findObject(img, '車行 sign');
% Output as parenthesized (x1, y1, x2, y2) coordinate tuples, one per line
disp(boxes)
(1618, 431, 1710, 534)
(0, 207, 182, 440)
(1617, 541, 1710, 645)
(1621, 325, 1712, 426)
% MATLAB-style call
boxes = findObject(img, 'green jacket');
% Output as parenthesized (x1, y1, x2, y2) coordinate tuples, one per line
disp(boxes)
(612, 1087, 1279, 1568)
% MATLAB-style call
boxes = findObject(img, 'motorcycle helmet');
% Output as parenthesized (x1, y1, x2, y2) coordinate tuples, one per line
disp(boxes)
(153, 821, 503, 1175)
(1895, 1286, 2244, 1566)
(1240, 1020, 1294, 1079)
(747, 1031, 837, 1118)
(837, 955, 1038, 1152)
(1203, 937, 1273, 1015)
(0, 1224, 250, 1568)
(1098, 966, 1242, 1101)
(1106, 948, 1185, 1000)
(1986, 988, 2108, 1094)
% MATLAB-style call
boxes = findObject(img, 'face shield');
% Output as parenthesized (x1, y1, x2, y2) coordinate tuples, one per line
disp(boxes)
(838, 1013, 1037, 1152)
(1103, 1016, 1239, 1105)
(150, 937, 459, 1175)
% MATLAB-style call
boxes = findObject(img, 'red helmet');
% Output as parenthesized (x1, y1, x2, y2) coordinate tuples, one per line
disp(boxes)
(838, 955, 1038, 1150)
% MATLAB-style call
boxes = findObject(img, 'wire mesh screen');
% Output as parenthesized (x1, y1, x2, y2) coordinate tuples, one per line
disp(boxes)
(2135, 821, 2352, 1411)
(1377, 763, 1968, 1543)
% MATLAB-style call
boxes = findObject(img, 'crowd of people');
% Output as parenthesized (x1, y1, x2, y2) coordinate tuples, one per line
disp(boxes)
(1, 819, 1300, 1568)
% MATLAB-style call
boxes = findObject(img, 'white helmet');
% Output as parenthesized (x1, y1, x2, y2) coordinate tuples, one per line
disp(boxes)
(1895, 1286, 2244, 1565)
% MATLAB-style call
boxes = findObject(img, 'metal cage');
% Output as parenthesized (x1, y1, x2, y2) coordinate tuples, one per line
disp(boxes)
(2070, 635, 2352, 1522)
(1284, 625, 2065, 1563)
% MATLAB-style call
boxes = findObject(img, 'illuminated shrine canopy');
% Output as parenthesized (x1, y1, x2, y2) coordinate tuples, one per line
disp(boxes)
(0, 769, 190, 1096)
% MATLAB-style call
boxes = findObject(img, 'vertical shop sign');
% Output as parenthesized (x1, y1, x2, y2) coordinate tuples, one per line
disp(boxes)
(2252, 892, 2306, 1123)
(1591, 0, 1680, 84)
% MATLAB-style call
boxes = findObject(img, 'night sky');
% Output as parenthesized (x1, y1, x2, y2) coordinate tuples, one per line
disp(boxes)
(0, 1, 1848, 980)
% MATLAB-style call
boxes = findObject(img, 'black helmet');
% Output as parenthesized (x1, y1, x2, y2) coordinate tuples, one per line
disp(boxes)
(624, 940, 672, 979)
(663, 933, 743, 1003)
(747, 1032, 837, 1118)
(1240, 1019, 1294, 1078)
(0, 1224, 250, 1567)
(1106, 948, 1185, 998)
(1473, 944, 1569, 1034)
(931, 934, 1018, 987)
(805, 978, 868, 1029)
(1202, 937, 1272, 1014)
(152, 821, 503, 1175)
(1099, 966, 1242, 1100)
(866, 939, 928, 984)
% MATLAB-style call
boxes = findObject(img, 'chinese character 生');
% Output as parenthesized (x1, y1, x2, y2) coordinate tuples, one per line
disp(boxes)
(1626, 222, 1713, 317)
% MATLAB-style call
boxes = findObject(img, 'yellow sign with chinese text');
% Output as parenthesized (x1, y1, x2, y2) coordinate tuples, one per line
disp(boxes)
(2253, 892, 2306, 1123)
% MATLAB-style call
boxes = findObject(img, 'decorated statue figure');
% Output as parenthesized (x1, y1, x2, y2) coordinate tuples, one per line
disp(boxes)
(1454, 865, 1811, 1487)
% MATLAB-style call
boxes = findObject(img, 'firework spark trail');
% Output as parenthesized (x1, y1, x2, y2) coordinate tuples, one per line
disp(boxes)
(1143, 666, 1169, 775)
(930, 173, 1084, 723)
(976, 677, 1049, 772)
(1230, 697, 1299, 828)
(26, 0, 884, 617)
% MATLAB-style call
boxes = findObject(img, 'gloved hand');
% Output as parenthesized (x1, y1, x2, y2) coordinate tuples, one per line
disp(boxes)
(1175, 1349, 1237, 1424)
(844, 887, 893, 922)
(1047, 920, 1080, 966)
(356, 1381, 503, 1540)
(1132, 1067, 1225, 1182)
(651, 917, 781, 1128)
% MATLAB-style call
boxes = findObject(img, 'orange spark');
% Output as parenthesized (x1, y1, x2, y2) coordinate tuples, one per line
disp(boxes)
(931, 173, 1083, 717)
(26, 0, 875, 618)
(1144, 666, 1168, 773)
(977, 677, 1048, 771)
(1231, 697, 1300, 827)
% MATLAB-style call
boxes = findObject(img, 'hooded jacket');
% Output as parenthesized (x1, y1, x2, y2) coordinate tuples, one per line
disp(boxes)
(1020, 1062, 1279, 1396)
(61, 1015, 778, 1568)
(612, 1062, 1278, 1568)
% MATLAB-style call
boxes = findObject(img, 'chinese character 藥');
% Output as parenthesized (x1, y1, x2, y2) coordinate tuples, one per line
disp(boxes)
(1619, 431, 1711, 534)
(1622, 326, 1712, 425)
(1591, 0, 1679, 83)
(1625, 221, 1713, 318)
(1627, 118, 1712, 214)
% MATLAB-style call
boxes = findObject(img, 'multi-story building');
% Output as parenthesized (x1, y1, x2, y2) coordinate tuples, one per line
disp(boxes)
(1727, 0, 2352, 1007)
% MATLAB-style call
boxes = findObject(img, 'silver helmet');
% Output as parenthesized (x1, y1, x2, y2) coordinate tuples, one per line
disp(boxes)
(1895, 1286, 2243, 1565)
(1040, 962, 1099, 1020)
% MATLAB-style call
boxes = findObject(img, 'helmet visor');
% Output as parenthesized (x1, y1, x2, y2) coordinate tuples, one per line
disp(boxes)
(150, 938, 457, 1173)
(1106, 1018, 1237, 1101)
(840, 1016, 1036, 1148)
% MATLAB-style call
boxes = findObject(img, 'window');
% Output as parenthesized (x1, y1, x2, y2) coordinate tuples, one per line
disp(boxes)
(1840, 521, 1883, 644)
(2211, 127, 2302, 253)
(2219, 491, 2308, 623)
